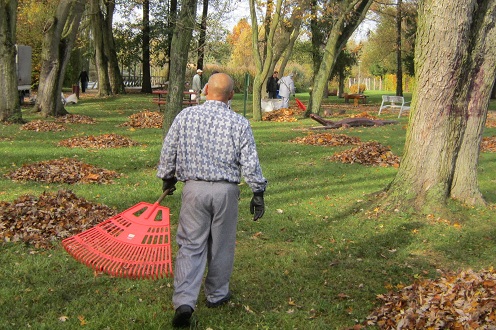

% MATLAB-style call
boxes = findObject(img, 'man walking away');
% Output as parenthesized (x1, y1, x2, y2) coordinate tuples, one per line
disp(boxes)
(157, 73, 267, 328)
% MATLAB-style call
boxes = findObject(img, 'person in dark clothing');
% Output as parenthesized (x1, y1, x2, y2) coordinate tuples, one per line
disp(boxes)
(266, 71, 279, 99)
(79, 71, 89, 93)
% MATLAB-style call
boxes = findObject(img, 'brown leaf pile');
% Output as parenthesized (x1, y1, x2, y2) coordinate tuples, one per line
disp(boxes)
(4, 158, 120, 184)
(365, 268, 496, 329)
(481, 136, 496, 153)
(329, 141, 400, 167)
(58, 134, 139, 149)
(0, 190, 116, 249)
(119, 110, 163, 128)
(289, 133, 361, 146)
(54, 114, 96, 124)
(20, 120, 66, 132)
(262, 107, 304, 122)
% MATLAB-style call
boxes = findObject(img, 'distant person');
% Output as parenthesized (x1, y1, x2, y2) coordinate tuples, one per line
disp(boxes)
(79, 70, 89, 93)
(192, 69, 203, 101)
(278, 73, 295, 108)
(157, 73, 267, 328)
(266, 71, 279, 99)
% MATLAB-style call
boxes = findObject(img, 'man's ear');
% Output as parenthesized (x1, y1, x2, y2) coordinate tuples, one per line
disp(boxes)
(205, 84, 209, 95)
(228, 90, 234, 100)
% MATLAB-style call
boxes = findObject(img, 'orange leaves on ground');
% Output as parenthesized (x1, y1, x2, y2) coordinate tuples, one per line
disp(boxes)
(20, 120, 66, 132)
(289, 132, 361, 146)
(54, 114, 96, 124)
(365, 268, 496, 329)
(328, 142, 400, 167)
(481, 136, 496, 152)
(58, 133, 139, 149)
(0, 190, 116, 248)
(119, 110, 163, 128)
(262, 107, 304, 122)
(485, 112, 496, 128)
(4, 158, 120, 184)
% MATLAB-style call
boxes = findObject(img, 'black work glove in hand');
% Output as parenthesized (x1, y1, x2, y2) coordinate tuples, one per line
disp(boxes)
(250, 192, 265, 221)
(162, 177, 178, 195)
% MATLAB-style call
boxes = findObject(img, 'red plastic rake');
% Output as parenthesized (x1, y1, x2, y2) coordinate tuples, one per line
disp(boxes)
(62, 190, 173, 280)
(295, 98, 307, 111)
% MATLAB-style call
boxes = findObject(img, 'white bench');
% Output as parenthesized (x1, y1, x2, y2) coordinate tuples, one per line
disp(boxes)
(378, 95, 411, 118)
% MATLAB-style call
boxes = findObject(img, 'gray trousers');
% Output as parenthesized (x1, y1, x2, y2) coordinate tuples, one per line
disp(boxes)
(172, 181, 240, 310)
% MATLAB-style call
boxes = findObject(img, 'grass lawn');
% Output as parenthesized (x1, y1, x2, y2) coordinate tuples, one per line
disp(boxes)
(0, 91, 495, 329)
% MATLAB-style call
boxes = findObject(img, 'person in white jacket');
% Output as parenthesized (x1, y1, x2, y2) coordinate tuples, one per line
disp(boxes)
(278, 73, 295, 108)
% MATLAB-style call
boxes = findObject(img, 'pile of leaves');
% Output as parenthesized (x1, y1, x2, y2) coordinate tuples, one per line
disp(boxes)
(289, 133, 361, 146)
(481, 136, 496, 153)
(329, 141, 400, 167)
(364, 268, 496, 329)
(0, 190, 116, 249)
(54, 114, 96, 124)
(262, 107, 304, 122)
(20, 120, 66, 132)
(4, 158, 120, 184)
(58, 133, 139, 149)
(119, 110, 163, 128)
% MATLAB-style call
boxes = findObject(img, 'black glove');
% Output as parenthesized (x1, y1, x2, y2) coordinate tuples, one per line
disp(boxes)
(250, 191, 265, 221)
(162, 177, 177, 195)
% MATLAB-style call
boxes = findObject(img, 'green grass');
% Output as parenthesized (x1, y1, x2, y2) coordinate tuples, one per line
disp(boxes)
(1, 92, 496, 329)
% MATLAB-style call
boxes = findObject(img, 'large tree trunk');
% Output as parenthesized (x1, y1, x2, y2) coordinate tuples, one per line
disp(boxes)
(90, 0, 111, 97)
(196, 0, 208, 70)
(103, 0, 125, 95)
(141, 0, 152, 93)
(0, 0, 22, 123)
(163, 0, 198, 134)
(384, 0, 496, 212)
(36, 0, 85, 117)
(306, 0, 373, 117)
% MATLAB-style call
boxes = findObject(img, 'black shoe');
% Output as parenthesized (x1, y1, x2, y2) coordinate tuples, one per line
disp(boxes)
(172, 305, 193, 328)
(206, 292, 232, 308)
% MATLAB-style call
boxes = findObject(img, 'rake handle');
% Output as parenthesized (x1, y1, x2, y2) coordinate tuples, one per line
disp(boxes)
(142, 189, 173, 220)
(156, 188, 173, 204)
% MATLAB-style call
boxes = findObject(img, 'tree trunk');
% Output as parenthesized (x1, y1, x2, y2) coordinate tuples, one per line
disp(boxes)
(163, 0, 198, 134)
(166, 0, 178, 81)
(249, 0, 284, 121)
(384, 0, 496, 212)
(0, 0, 22, 123)
(141, 0, 152, 93)
(307, 0, 373, 117)
(90, 0, 111, 97)
(104, 0, 125, 95)
(36, 0, 85, 117)
(395, 0, 403, 96)
(196, 0, 208, 70)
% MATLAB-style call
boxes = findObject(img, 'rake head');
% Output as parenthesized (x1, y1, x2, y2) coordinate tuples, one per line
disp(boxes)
(62, 200, 173, 280)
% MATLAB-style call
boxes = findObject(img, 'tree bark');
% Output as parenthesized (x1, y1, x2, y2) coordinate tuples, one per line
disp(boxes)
(384, 0, 496, 212)
(90, 0, 111, 97)
(163, 0, 198, 134)
(141, 0, 152, 93)
(196, 0, 208, 70)
(103, 0, 125, 95)
(395, 0, 403, 96)
(0, 0, 22, 123)
(306, 0, 373, 117)
(36, 0, 85, 117)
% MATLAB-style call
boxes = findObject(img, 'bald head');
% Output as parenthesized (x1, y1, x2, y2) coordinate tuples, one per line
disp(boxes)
(205, 73, 234, 104)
